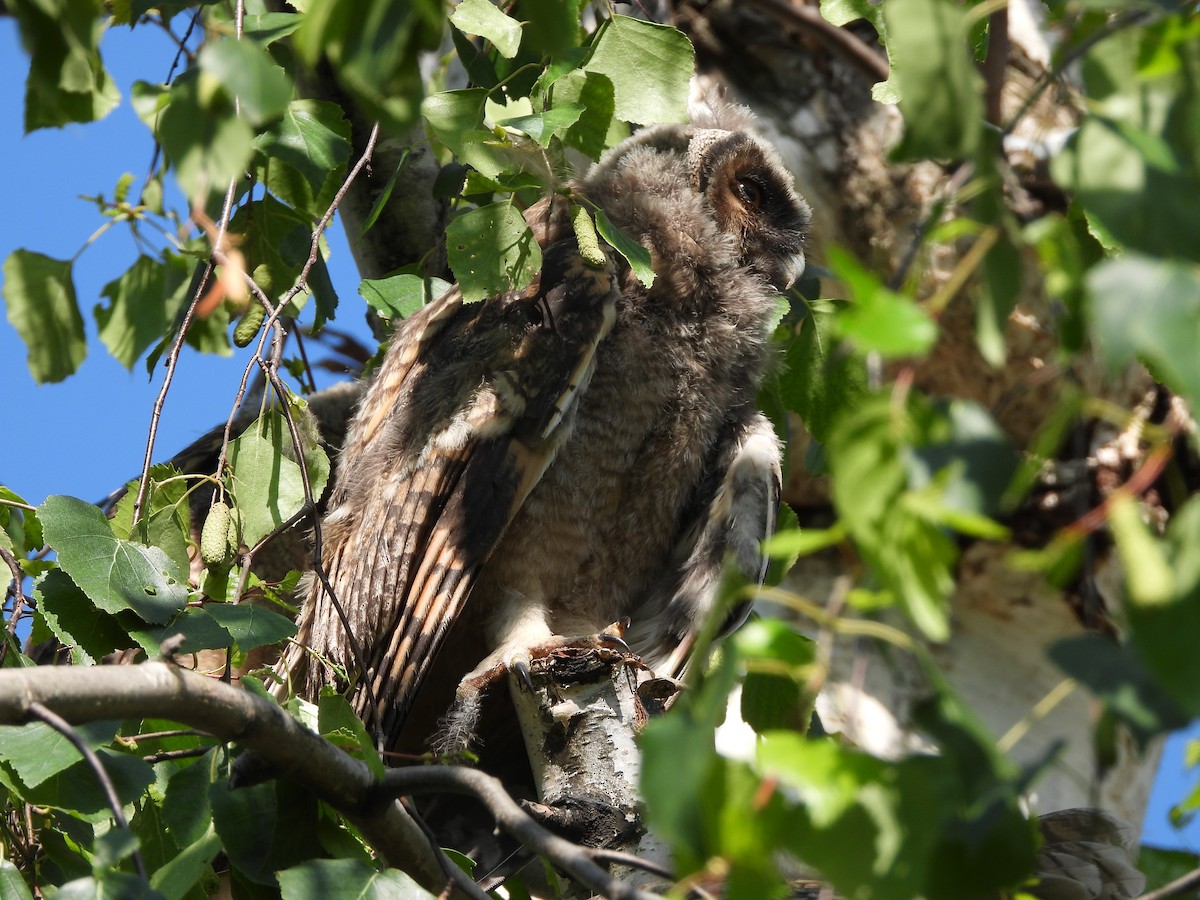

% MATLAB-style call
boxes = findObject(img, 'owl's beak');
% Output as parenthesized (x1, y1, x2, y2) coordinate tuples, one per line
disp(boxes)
(776, 252, 806, 292)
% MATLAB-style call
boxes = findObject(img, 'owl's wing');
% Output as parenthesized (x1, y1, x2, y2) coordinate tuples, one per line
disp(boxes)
(647, 412, 782, 676)
(283, 241, 619, 747)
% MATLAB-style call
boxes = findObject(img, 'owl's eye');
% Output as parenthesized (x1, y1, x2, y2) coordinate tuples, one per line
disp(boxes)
(734, 176, 763, 208)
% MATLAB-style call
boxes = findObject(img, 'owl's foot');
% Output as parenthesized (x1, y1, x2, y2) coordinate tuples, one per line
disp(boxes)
(433, 620, 638, 753)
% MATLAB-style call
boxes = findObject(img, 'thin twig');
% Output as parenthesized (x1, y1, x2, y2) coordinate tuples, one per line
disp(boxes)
(261, 362, 385, 741)
(1139, 867, 1200, 900)
(0, 546, 27, 666)
(26, 702, 148, 880)
(379, 767, 663, 900)
(400, 797, 494, 900)
(143, 746, 216, 765)
(888, 161, 976, 292)
(133, 178, 240, 526)
(587, 847, 675, 880)
(1001, 8, 1154, 136)
(743, 0, 890, 84)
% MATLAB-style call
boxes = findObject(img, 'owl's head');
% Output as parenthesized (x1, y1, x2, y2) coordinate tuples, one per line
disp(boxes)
(584, 116, 811, 295)
(687, 127, 810, 291)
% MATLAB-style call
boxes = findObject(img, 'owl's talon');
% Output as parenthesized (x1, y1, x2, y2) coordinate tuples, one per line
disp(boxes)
(513, 658, 535, 692)
(595, 631, 631, 654)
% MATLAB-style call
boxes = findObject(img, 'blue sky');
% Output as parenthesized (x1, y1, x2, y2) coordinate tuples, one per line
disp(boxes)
(1, 16, 1198, 857)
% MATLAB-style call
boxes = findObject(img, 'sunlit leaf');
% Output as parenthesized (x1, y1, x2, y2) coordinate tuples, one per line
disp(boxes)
(583, 16, 692, 126)
(446, 202, 541, 302)
(450, 0, 523, 59)
(278, 858, 437, 899)
(39, 496, 189, 625)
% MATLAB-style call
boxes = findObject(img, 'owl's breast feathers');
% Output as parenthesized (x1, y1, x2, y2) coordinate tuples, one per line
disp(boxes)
(279, 121, 808, 749)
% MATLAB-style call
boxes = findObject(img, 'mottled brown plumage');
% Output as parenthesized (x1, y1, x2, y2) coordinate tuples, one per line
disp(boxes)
(275, 111, 811, 751)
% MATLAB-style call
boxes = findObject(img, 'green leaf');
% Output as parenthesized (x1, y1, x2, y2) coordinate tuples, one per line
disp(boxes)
(95, 255, 193, 370)
(515, 0, 583, 57)
(20, 750, 155, 823)
(977, 229, 1021, 367)
(422, 89, 488, 156)
(55, 873, 164, 900)
(128, 608, 235, 656)
(163, 756, 214, 849)
(278, 858, 437, 899)
(884, 0, 984, 159)
(94, 828, 141, 869)
(0, 859, 33, 900)
(210, 777, 323, 885)
(254, 100, 352, 213)
(39, 496, 189, 625)
(293, 0, 441, 136)
(0, 486, 43, 555)
(317, 690, 385, 778)
(227, 195, 325, 312)
(1087, 254, 1200, 409)
(110, 464, 193, 579)
(828, 394, 956, 640)
(496, 104, 584, 147)
(34, 569, 132, 665)
(149, 824, 221, 900)
(1124, 497, 1200, 717)
(829, 248, 938, 358)
(227, 405, 330, 548)
(10, 0, 120, 130)
(1053, 116, 1200, 263)
(450, 0, 523, 59)
(547, 69, 616, 160)
(158, 71, 254, 201)
(358, 274, 452, 320)
(0, 720, 118, 789)
(906, 400, 1019, 520)
(446, 202, 542, 302)
(776, 299, 867, 444)
(243, 12, 305, 45)
(204, 603, 297, 651)
(199, 39, 292, 126)
(2, 250, 86, 383)
(1050, 634, 1190, 747)
(594, 208, 654, 288)
(1139, 846, 1200, 894)
(583, 16, 693, 126)
(735, 620, 816, 733)
(209, 779, 277, 885)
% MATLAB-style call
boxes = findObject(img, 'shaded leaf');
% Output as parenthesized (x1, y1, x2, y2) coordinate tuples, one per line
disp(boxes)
(227, 407, 330, 548)
(33, 569, 132, 665)
(884, 0, 983, 159)
(2, 250, 86, 383)
(96, 254, 193, 370)
(204, 603, 297, 651)
(0, 720, 118, 789)
(358, 274, 452, 321)
(199, 39, 292, 126)
(10, 0, 120, 130)
(1087, 254, 1200, 409)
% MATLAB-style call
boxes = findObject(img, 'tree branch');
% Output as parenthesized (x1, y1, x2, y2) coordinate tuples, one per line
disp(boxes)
(377, 766, 663, 900)
(0, 663, 449, 895)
